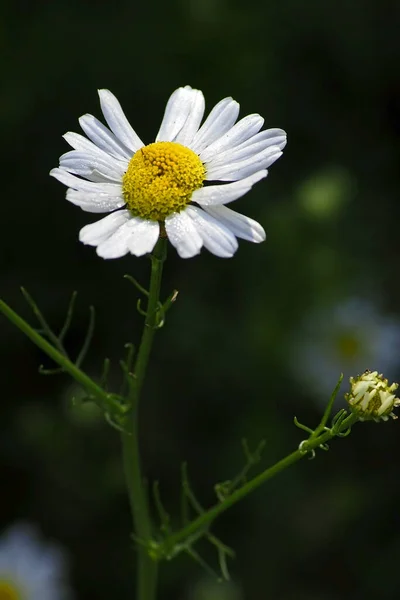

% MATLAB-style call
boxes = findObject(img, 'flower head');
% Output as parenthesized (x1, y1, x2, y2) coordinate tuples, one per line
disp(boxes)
(345, 370, 400, 421)
(290, 298, 400, 400)
(0, 523, 71, 600)
(50, 86, 286, 259)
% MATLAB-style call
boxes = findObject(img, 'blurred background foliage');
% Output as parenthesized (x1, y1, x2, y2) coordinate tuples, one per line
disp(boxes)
(1, 0, 400, 598)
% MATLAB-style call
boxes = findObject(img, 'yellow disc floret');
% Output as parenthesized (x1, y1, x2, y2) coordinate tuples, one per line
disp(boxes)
(122, 141, 206, 221)
(0, 581, 22, 600)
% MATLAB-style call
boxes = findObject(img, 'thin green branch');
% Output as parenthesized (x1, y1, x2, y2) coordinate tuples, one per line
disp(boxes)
(162, 289, 179, 314)
(179, 463, 235, 579)
(137, 299, 147, 317)
(119, 343, 136, 397)
(124, 342, 136, 372)
(293, 416, 314, 434)
(124, 274, 150, 298)
(313, 373, 343, 437)
(0, 299, 123, 418)
(59, 291, 78, 341)
(38, 365, 64, 376)
(215, 439, 265, 501)
(181, 462, 204, 515)
(100, 358, 111, 390)
(186, 546, 220, 581)
(20, 287, 68, 357)
(153, 481, 171, 535)
(160, 412, 359, 556)
(75, 305, 95, 368)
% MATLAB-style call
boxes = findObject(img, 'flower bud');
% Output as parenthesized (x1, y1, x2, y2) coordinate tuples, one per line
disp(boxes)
(345, 370, 400, 421)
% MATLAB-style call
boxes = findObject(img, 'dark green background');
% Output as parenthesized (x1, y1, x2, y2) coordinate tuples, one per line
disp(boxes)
(2, 0, 400, 598)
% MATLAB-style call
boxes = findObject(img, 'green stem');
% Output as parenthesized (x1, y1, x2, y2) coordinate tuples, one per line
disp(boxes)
(162, 413, 358, 554)
(0, 299, 121, 416)
(121, 237, 167, 600)
(133, 238, 167, 398)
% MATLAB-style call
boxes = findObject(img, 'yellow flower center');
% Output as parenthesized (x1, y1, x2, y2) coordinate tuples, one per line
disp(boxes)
(335, 332, 360, 360)
(0, 580, 22, 600)
(122, 141, 205, 221)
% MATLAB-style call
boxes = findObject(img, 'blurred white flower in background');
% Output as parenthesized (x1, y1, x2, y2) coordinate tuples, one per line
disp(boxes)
(0, 523, 72, 600)
(290, 298, 400, 401)
(187, 577, 243, 600)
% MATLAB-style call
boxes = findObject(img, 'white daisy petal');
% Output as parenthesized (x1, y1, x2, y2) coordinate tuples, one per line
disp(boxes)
(63, 132, 129, 178)
(190, 97, 240, 154)
(96, 220, 134, 259)
(63, 131, 110, 156)
(59, 150, 126, 182)
(199, 114, 264, 163)
(79, 114, 133, 159)
(50, 167, 123, 193)
(186, 206, 238, 257)
(79, 210, 131, 246)
(206, 129, 287, 167)
(165, 210, 203, 258)
(192, 170, 267, 206)
(156, 86, 198, 143)
(204, 205, 266, 243)
(174, 89, 205, 146)
(247, 128, 287, 151)
(98, 89, 144, 152)
(66, 189, 125, 213)
(127, 218, 160, 256)
(206, 147, 282, 181)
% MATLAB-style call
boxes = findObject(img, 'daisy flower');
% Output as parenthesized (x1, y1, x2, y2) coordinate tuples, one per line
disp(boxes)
(0, 523, 72, 600)
(50, 86, 286, 259)
(189, 576, 243, 600)
(290, 298, 400, 400)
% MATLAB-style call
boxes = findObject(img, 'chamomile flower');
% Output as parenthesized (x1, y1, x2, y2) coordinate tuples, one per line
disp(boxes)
(0, 523, 71, 600)
(345, 370, 400, 422)
(189, 577, 243, 600)
(50, 86, 286, 259)
(290, 298, 400, 400)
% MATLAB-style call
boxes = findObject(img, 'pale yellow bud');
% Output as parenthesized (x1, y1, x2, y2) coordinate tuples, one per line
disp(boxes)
(345, 370, 400, 421)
